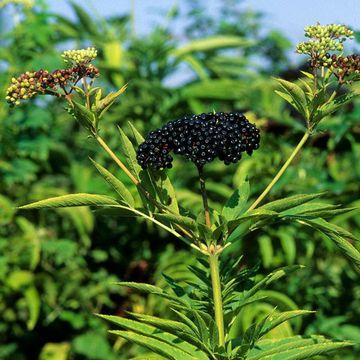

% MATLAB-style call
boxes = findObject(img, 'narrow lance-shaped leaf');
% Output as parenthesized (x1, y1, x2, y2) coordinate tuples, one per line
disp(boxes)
(260, 193, 324, 212)
(248, 335, 346, 360)
(94, 84, 128, 118)
(18, 193, 119, 209)
(245, 265, 304, 300)
(155, 213, 197, 233)
(110, 330, 199, 360)
(72, 100, 95, 131)
(276, 78, 309, 120)
(258, 341, 353, 360)
(115, 282, 188, 306)
(117, 127, 142, 180)
(257, 310, 314, 339)
(90, 158, 135, 207)
(98, 315, 208, 359)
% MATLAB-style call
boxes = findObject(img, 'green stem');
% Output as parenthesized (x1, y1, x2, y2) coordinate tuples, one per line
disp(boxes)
(247, 131, 310, 212)
(94, 133, 194, 240)
(198, 166, 211, 227)
(209, 253, 225, 347)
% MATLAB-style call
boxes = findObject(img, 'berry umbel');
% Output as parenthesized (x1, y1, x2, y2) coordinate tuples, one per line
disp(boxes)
(136, 112, 260, 170)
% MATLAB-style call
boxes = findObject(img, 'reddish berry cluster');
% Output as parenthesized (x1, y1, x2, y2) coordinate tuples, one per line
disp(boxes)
(6, 64, 99, 107)
(136, 112, 260, 170)
(330, 54, 360, 83)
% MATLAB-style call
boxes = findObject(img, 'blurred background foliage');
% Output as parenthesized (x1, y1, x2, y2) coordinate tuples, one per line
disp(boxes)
(0, 0, 359, 359)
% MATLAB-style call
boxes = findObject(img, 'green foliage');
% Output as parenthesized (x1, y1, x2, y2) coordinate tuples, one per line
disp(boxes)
(1, 2, 360, 359)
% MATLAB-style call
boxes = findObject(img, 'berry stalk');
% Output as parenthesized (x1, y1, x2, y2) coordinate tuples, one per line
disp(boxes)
(198, 165, 211, 228)
(247, 131, 310, 212)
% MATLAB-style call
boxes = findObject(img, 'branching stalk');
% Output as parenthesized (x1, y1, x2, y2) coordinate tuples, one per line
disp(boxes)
(65, 97, 194, 240)
(247, 131, 310, 212)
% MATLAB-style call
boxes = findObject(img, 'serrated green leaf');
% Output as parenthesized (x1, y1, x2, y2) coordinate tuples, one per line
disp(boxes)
(72, 100, 95, 131)
(260, 193, 324, 213)
(128, 121, 145, 145)
(155, 213, 197, 232)
(246, 266, 304, 300)
(227, 209, 278, 234)
(316, 93, 358, 122)
(117, 127, 142, 180)
(276, 79, 309, 120)
(248, 335, 334, 359)
(222, 179, 250, 221)
(258, 310, 314, 339)
(95, 84, 127, 118)
(98, 315, 207, 359)
(110, 331, 199, 360)
(90, 159, 135, 207)
(115, 282, 188, 306)
(258, 341, 353, 359)
(148, 170, 179, 213)
(19, 193, 119, 209)
(305, 220, 360, 267)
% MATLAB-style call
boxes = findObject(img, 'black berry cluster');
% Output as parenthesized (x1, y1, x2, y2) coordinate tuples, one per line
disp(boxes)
(136, 112, 260, 170)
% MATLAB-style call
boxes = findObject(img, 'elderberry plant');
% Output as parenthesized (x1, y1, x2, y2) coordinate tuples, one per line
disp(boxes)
(9, 24, 360, 359)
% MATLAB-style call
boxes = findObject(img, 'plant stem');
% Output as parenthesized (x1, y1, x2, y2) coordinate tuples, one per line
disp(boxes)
(94, 133, 194, 240)
(247, 131, 310, 212)
(197, 166, 211, 227)
(95, 134, 140, 185)
(197, 166, 225, 345)
(209, 253, 225, 347)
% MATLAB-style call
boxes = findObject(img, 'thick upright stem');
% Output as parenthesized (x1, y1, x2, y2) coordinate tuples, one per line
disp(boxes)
(209, 253, 225, 347)
(198, 166, 211, 227)
(247, 131, 310, 212)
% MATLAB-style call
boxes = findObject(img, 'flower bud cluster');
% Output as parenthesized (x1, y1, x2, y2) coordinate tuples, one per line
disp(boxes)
(61, 47, 98, 65)
(136, 112, 260, 170)
(296, 24, 353, 68)
(304, 24, 353, 41)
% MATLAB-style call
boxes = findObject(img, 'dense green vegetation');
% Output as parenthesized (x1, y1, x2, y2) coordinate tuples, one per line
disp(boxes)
(0, 1, 359, 359)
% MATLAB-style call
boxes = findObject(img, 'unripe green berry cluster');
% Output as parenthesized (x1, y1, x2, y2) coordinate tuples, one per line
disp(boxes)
(61, 47, 98, 65)
(296, 24, 354, 68)
(304, 24, 353, 41)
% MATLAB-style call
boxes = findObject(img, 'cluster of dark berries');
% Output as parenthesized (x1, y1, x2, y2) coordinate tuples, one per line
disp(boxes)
(136, 112, 260, 170)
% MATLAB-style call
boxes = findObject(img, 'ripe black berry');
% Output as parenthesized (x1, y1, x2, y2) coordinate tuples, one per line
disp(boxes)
(136, 112, 260, 170)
